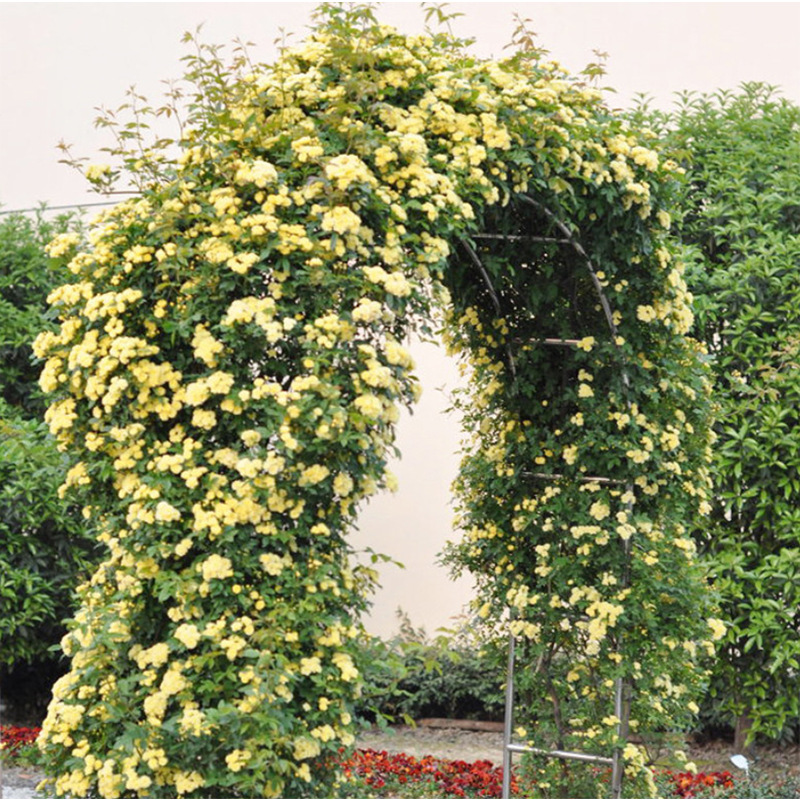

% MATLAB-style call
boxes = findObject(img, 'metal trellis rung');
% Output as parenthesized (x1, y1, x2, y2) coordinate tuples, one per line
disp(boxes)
(522, 471, 626, 486)
(500, 633, 628, 799)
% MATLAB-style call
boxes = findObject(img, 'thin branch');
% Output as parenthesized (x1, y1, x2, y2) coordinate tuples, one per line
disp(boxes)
(547, 677, 566, 751)
(513, 337, 583, 347)
(518, 195, 620, 343)
(461, 239, 502, 316)
(460, 240, 517, 380)
(518, 194, 632, 395)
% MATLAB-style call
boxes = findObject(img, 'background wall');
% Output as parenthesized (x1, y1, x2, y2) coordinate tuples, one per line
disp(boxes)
(2, 2, 799, 637)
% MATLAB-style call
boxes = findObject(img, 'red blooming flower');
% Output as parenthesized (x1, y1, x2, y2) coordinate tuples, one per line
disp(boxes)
(339, 748, 517, 797)
(336, 749, 745, 798)
(0, 725, 41, 757)
(664, 769, 735, 798)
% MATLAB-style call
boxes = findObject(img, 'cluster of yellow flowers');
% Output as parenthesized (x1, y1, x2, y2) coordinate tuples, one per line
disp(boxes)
(35, 10, 715, 799)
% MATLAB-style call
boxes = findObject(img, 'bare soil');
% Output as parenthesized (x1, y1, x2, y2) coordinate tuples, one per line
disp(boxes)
(357, 723, 506, 764)
(687, 738, 800, 778)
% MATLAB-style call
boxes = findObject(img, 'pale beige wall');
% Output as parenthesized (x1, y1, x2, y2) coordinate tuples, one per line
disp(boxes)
(2, 2, 799, 638)
(349, 338, 468, 638)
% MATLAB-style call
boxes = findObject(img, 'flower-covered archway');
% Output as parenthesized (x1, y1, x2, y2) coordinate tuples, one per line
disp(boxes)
(35, 7, 719, 798)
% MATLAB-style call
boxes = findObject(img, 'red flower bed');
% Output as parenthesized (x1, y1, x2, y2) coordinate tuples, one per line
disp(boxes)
(340, 748, 517, 798)
(339, 749, 744, 799)
(1, 725, 41, 756)
(666, 769, 736, 798)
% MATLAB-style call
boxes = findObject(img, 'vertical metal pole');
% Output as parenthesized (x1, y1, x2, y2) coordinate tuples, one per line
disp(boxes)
(610, 676, 625, 798)
(502, 632, 516, 799)
(611, 516, 634, 799)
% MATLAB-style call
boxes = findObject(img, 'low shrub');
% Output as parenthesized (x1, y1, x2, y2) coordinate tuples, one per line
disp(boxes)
(0, 405, 99, 721)
(0, 210, 99, 723)
(655, 767, 800, 800)
(355, 613, 505, 725)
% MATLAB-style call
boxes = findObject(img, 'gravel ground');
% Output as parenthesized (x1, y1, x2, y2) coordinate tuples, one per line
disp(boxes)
(2, 765, 44, 798)
(357, 723, 505, 763)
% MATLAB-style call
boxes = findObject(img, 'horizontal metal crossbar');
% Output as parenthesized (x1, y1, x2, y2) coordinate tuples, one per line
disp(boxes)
(522, 471, 626, 486)
(506, 743, 614, 766)
(512, 337, 585, 346)
(472, 233, 571, 245)
(539, 337, 584, 346)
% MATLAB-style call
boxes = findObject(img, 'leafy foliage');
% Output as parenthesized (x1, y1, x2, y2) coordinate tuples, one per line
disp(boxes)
(356, 615, 505, 725)
(0, 404, 97, 669)
(641, 84, 800, 743)
(0, 211, 98, 720)
(0, 210, 78, 412)
(35, 5, 715, 798)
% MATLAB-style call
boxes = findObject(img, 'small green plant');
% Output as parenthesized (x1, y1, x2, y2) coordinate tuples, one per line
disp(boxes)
(733, 769, 800, 800)
(2, 740, 43, 769)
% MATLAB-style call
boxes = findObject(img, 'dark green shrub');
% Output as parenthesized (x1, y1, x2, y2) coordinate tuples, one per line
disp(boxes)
(636, 84, 800, 748)
(356, 613, 505, 725)
(0, 403, 99, 720)
(0, 210, 78, 413)
(0, 210, 98, 721)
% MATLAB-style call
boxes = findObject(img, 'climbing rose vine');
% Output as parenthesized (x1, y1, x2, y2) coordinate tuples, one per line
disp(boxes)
(35, 6, 717, 798)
